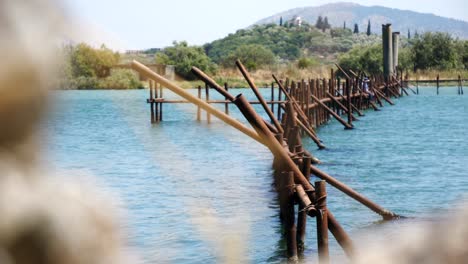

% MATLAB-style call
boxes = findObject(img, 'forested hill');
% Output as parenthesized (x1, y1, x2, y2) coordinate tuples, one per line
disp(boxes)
(254, 2, 468, 39)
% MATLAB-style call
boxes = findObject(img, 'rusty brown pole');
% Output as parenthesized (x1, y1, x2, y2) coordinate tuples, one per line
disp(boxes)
(191, 66, 278, 134)
(279, 171, 298, 260)
(325, 92, 357, 121)
(271, 82, 275, 114)
(297, 156, 312, 252)
(309, 164, 397, 219)
(149, 80, 155, 123)
(197, 86, 201, 121)
(311, 94, 353, 129)
(273, 75, 314, 130)
(373, 86, 395, 105)
(371, 86, 385, 107)
(346, 79, 353, 128)
(273, 76, 325, 149)
(233, 94, 314, 191)
(155, 82, 160, 122)
(296, 184, 355, 257)
(205, 83, 211, 123)
(224, 83, 229, 115)
(159, 83, 163, 121)
(236, 60, 284, 134)
(277, 80, 283, 120)
(316, 181, 329, 264)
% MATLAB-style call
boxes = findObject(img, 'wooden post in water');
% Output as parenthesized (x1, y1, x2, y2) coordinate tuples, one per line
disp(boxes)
(458, 75, 461, 95)
(279, 172, 297, 260)
(316, 180, 329, 264)
(197, 86, 201, 121)
(224, 83, 229, 115)
(437, 74, 440, 95)
(297, 155, 312, 253)
(277, 80, 283, 120)
(346, 79, 353, 129)
(149, 80, 155, 123)
(159, 83, 163, 121)
(271, 82, 275, 114)
(460, 75, 464, 95)
(205, 83, 211, 123)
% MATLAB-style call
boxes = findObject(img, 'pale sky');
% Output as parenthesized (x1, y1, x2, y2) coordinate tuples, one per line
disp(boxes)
(63, 0, 467, 51)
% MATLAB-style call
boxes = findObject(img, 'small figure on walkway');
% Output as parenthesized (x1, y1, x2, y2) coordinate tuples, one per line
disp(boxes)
(363, 77, 374, 101)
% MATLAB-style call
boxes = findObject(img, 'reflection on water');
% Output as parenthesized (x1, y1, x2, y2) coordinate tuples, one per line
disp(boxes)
(44, 86, 468, 263)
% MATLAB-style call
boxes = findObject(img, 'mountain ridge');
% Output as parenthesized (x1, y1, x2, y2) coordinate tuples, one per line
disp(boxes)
(254, 2, 468, 39)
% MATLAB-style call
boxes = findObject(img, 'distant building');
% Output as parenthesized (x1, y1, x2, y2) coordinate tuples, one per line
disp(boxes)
(290, 15, 303, 26)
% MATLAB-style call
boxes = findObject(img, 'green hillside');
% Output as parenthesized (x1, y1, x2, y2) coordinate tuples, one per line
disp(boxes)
(255, 2, 468, 39)
(204, 22, 381, 66)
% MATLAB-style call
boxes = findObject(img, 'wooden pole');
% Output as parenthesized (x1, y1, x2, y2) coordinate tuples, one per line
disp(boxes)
(271, 82, 275, 114)
(297, 155, 312, 252)
(205, 83, 211, 123)
(279, 171, 298, 260)
(437, 74, 440, 95)
(311, 94, 353, 129)
(236, 60, 284, 134)
(150, 80, 155, 123)
(224, 83, 229, 115)
(346, 79, 353, 127)
(277, 80, 283, 120)
(316, 180, 329, 264)
(326, 92, 357, 121)
(197, 86, 201, 121)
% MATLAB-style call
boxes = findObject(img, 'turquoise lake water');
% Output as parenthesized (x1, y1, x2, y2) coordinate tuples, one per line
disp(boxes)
(44, 86, 468, 263)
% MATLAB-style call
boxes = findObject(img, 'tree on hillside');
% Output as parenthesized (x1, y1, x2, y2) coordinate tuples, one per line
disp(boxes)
(155, 41, 216, 80)
(223, 44, 276, 71)
(354, 23, 359, 34)
(343, 21, 346, 29)
(280, 16, 283, 26)
(323, 17, 331, 32)
(412, 32, 460, 70)
(414, 30, 419, 38)
(366, 20, 371, 36)
(407, 29, 411, 39)
(463, 41, 468, 69)
(338, 44, 382, 75)
(69, 43, 119, 78)
(315, 16, 324, 30)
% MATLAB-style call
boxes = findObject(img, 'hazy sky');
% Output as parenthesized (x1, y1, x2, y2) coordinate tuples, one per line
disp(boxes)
(63, 0, 467, 50)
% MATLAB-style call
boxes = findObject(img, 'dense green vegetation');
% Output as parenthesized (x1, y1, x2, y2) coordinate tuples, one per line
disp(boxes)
(61, 22, 468, 89)
(145, 23, 381, 81)
(155, 41, 216, 80)
(60, 43, 142, 89)
(338, 32, 468, 75)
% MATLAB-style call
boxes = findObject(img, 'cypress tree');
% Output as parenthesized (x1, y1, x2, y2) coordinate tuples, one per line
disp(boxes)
(407, 29, 411, 39)
(354, 23, 359, 34)
(316, 16, 324, 30)
(323, 16, 331, 32)
(280, 16, 283, 26)
(366, 20, 371, 36)
(343, 21, 346, 29)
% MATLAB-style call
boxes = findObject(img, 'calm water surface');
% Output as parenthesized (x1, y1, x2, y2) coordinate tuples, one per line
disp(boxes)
(44, 86, 468, 263)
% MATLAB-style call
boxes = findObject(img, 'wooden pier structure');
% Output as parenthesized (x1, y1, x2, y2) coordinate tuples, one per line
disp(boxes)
(133, 58, 409, 262)
(132, 24, 458, 262)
